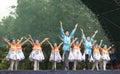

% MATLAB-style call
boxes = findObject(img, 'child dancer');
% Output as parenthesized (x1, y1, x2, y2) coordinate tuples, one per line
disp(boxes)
(3, 38, 16, 70)
(92, 40, 103, 70)
(15, 37, 30, 70)
(47, 40, 63, 70)
(71, 39, 83, 70)
(101, 44, 114, 70)
(60, 21, 78, 70)
(68, 37, 78, 62)
(28, 35, 48, 70)
(80, 28, 98, 70)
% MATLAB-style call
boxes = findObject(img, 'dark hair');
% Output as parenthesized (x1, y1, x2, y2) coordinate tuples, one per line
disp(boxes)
(101, 44, 107, 48)
(9, 38, 15, 43)
(52, 43, 57, 46)
(34, 40, 39, 43)
(75, 40, 79, 43)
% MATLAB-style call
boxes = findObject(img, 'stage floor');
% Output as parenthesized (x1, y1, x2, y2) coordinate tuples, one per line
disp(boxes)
(0, 70, 120, 74)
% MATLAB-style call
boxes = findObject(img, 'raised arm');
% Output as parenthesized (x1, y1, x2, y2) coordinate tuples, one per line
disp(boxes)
(60, 21, 63, 29)
(69, 24, 78, 38)
(59, 36, 63, 41)
(21, 38, 30, 45)
(24, 37, 33, 44)
(80, 28, 86, 41)
(92, 30, 98, 38)
(58, 42, 63, 49)
(60, 21, 65, 37)
(3, 37, 11, 45)
(17, 37, 24, 44)
(80, 28, 84, 35)
(108, 44, 114, 50)
(99, 40, 103, 47)
(70, 37, 78, 46)
(79, 39, 83, 46)
(47, 40, 54, 49)
(28, 34, 34, 43)
(40, 38, 48, 44)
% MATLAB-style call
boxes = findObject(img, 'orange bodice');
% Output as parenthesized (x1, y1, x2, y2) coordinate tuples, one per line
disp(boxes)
(32, 43, 42, 50)
(9, 43, 17, 50)
(52, 47, 59, 52)
(102, 48, 109, 54)
(93, 47, 100, 52)
(73, 44, 80, 50)
(16, 44, 22, 50)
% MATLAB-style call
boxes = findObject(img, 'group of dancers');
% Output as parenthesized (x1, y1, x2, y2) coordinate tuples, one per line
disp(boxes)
(3, 21, 114, 71)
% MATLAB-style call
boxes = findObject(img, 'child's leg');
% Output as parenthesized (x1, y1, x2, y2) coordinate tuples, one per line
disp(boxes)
(52, 62, 54, 70)
(54, 62, 56, 70)
(103, 60, 107, 70)
(95, 61, 99, 70)
(52, 61, 56, 70)
(8, 60, 15, 70)
(37, 60, 39, 70)
(92, 62, 96, 70)
(34, 60, 37, 70)
(73, 60, 77, 70)
(99, 61, 103, 70)
(15, 60, 19, 70)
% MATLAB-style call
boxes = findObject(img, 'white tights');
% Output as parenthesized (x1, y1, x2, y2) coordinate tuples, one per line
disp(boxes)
(103, 60, 107, 70)
(8, 60, 19, 70)
(34, 60, 39, 70)
(92, 61, 99, 70)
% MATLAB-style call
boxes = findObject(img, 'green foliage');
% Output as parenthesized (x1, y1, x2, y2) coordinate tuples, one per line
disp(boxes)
(0, 0, 110, 70)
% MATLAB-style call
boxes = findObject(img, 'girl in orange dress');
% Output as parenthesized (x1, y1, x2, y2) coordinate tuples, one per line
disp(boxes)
(92, 40, 103, 70)
(68, 39, 83, 70)
(3, 38, 17, 70)
(101, 44, 114, 70)
(15, 37, 30, 70)
(28, 35, 48, 70)
(47, 40, 63, 70)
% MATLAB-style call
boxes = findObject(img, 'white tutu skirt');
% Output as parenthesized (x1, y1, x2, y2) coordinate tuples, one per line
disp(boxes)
(93, 52, 101, 61)
(49, 52, 61, 62)
(29, 50, 45, 62)
(68, 49, 82, 61)
(82, 53, 93, 62)
(6, 50, 25, 61)
(101, 54, 110, 61)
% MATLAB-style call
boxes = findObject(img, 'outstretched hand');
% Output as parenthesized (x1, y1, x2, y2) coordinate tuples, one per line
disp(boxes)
(60, 21, 63, 28)
(60, 21, 62, 25)
(28, 34, 32, 38)
(111, 44, 114, 47)
(101, 39, 103, 42)
(3, 37, 7, 41)
(74, 37, 78, 40)
(45, 38, 49, 40)
(95, 30, 98, 34)
(75, 24, 78, 29)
